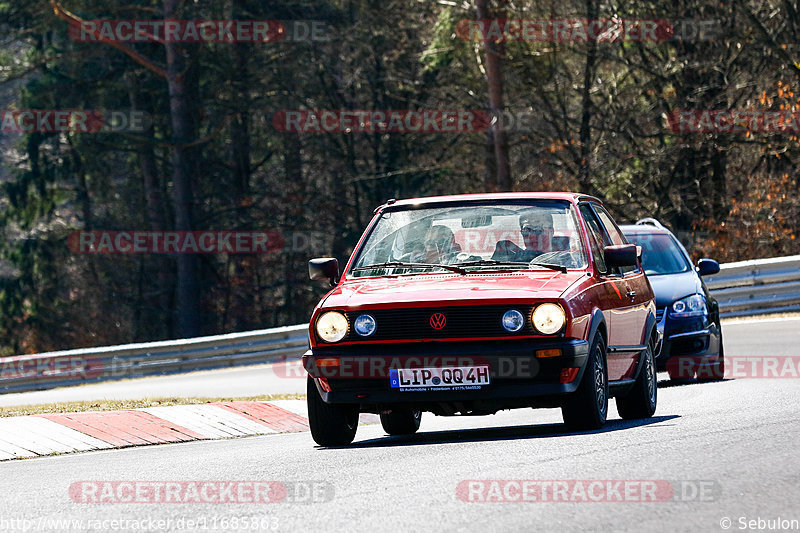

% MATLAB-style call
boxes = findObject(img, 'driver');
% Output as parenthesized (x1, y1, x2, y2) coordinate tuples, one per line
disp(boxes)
(492, 210, 555, 262)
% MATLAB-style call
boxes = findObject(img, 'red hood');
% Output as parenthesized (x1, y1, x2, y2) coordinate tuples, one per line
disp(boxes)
(320, 271, 586, 309)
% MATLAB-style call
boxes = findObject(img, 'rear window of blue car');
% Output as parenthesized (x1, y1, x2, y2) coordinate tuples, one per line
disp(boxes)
(623, 232, 691, 275)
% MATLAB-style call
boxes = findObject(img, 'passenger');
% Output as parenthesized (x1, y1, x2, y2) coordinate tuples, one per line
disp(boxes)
(411, 225, 461, 264)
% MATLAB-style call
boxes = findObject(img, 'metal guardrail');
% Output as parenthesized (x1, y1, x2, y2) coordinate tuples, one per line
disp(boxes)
(1, 255, 797, 394)
(705, 255, 800, 318)
(0, 325, 308, 394)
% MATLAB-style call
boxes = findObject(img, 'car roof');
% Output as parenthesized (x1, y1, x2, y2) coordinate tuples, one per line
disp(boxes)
(380, 192, 601, 210)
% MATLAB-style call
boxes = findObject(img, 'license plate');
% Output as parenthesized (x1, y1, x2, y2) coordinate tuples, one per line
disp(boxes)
(389, 366, 490, 390)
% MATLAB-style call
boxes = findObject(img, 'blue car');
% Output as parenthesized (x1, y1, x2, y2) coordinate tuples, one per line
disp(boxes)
(620, 219, 724, 381)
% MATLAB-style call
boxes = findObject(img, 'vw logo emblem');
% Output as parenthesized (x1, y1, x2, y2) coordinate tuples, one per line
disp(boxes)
(430, 312, 447, 330)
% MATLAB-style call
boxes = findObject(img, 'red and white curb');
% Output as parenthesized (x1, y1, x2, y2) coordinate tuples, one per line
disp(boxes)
(0, 400, 379, 461)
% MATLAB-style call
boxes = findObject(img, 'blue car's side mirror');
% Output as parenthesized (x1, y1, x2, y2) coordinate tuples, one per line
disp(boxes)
(696, 258, 720, 277)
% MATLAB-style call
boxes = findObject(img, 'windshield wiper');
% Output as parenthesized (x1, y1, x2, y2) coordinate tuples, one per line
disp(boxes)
(528, 261, 568, 273)
(457, 258, 567, 273)
(351, 261, 466, 275)
(456, 259, 529, 269)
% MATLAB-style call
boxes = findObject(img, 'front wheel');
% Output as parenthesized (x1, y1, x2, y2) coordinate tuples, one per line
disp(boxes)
(616, 337, 657, 419)
(307, 377, 359, 446)
(380, 408, 422, 435)
(697, 334, 725, 382)
(562, 333, 608, 431)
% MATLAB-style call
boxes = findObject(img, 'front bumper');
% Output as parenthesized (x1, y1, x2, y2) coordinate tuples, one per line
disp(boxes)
(303, 339, 590, 408)
(656, 313, 722, 376)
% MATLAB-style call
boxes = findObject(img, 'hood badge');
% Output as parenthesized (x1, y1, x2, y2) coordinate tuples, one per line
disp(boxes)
(429, 313, 447, 330)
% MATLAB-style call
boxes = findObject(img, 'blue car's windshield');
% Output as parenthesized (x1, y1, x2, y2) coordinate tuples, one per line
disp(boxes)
(624, 232, 691, 275)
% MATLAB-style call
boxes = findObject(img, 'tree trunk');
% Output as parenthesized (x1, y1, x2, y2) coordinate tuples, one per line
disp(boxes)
(578, 0, 598, 197)
(127, 76, 172, 338)
(476, 0, 511, 192)
(163, 0, 200, 337)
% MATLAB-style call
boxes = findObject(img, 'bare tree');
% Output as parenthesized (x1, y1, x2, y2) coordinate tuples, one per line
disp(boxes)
(476, 0, 512, 191)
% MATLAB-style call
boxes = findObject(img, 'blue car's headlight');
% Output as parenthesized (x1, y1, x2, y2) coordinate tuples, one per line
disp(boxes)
(670, 294, 707, 318)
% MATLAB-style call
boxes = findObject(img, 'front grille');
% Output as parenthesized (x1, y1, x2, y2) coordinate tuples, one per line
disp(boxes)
(342, 305, 537, 341)
(656, 308, 665, 321)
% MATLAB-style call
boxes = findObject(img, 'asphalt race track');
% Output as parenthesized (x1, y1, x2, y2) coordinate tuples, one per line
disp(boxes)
(1, 317, 798, 532)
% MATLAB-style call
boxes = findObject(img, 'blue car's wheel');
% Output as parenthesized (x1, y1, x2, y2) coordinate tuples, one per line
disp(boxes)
(380, 408, 422, 435)
(616, 333, 658, 419)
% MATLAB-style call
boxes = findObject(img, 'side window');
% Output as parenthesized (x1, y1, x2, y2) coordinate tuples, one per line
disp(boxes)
(594, 206, 637, 275)
(594, 207, 625, 245)
(579, 204, 608, 273)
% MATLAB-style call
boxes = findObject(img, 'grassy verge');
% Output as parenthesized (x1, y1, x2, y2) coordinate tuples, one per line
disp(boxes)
(0, 393, 306, 418)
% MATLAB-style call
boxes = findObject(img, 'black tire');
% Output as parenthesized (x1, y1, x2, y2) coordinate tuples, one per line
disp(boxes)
(562, 332, 608, 431)
(668, 370, 694, 381)
(667, 357, 696, 381)
(616, 334, 658, 419)
(380, 408, 422, 435)
(306, 376, 359, 446)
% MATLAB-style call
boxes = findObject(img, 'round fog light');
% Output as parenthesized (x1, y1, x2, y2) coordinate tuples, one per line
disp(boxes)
(502, 310, 525, 332)
(354, 314, 377, 337)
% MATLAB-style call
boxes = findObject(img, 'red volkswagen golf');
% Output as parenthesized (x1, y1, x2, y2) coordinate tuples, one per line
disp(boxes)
(305, 193, 659, 446)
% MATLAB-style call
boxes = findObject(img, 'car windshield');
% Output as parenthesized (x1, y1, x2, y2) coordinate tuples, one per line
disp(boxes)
(349, 201, 587, 277)
(624, 232, 691, 275)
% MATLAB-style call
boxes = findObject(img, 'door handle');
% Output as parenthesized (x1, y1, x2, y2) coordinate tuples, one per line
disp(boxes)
(626, 290, 637, 298)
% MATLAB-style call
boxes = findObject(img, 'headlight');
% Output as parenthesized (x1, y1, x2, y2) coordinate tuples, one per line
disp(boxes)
(670, 294, 707, 318)
(531, 303, 566, 335)
(316, 312, 349, 343)
(353, 314, 377, 337)
(502, 310, 525, 332)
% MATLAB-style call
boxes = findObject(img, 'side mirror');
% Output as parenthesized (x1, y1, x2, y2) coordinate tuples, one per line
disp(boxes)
(309, 257, 339, 285)
(696, 258, 720, 276)
(604, 244, 638, 268)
